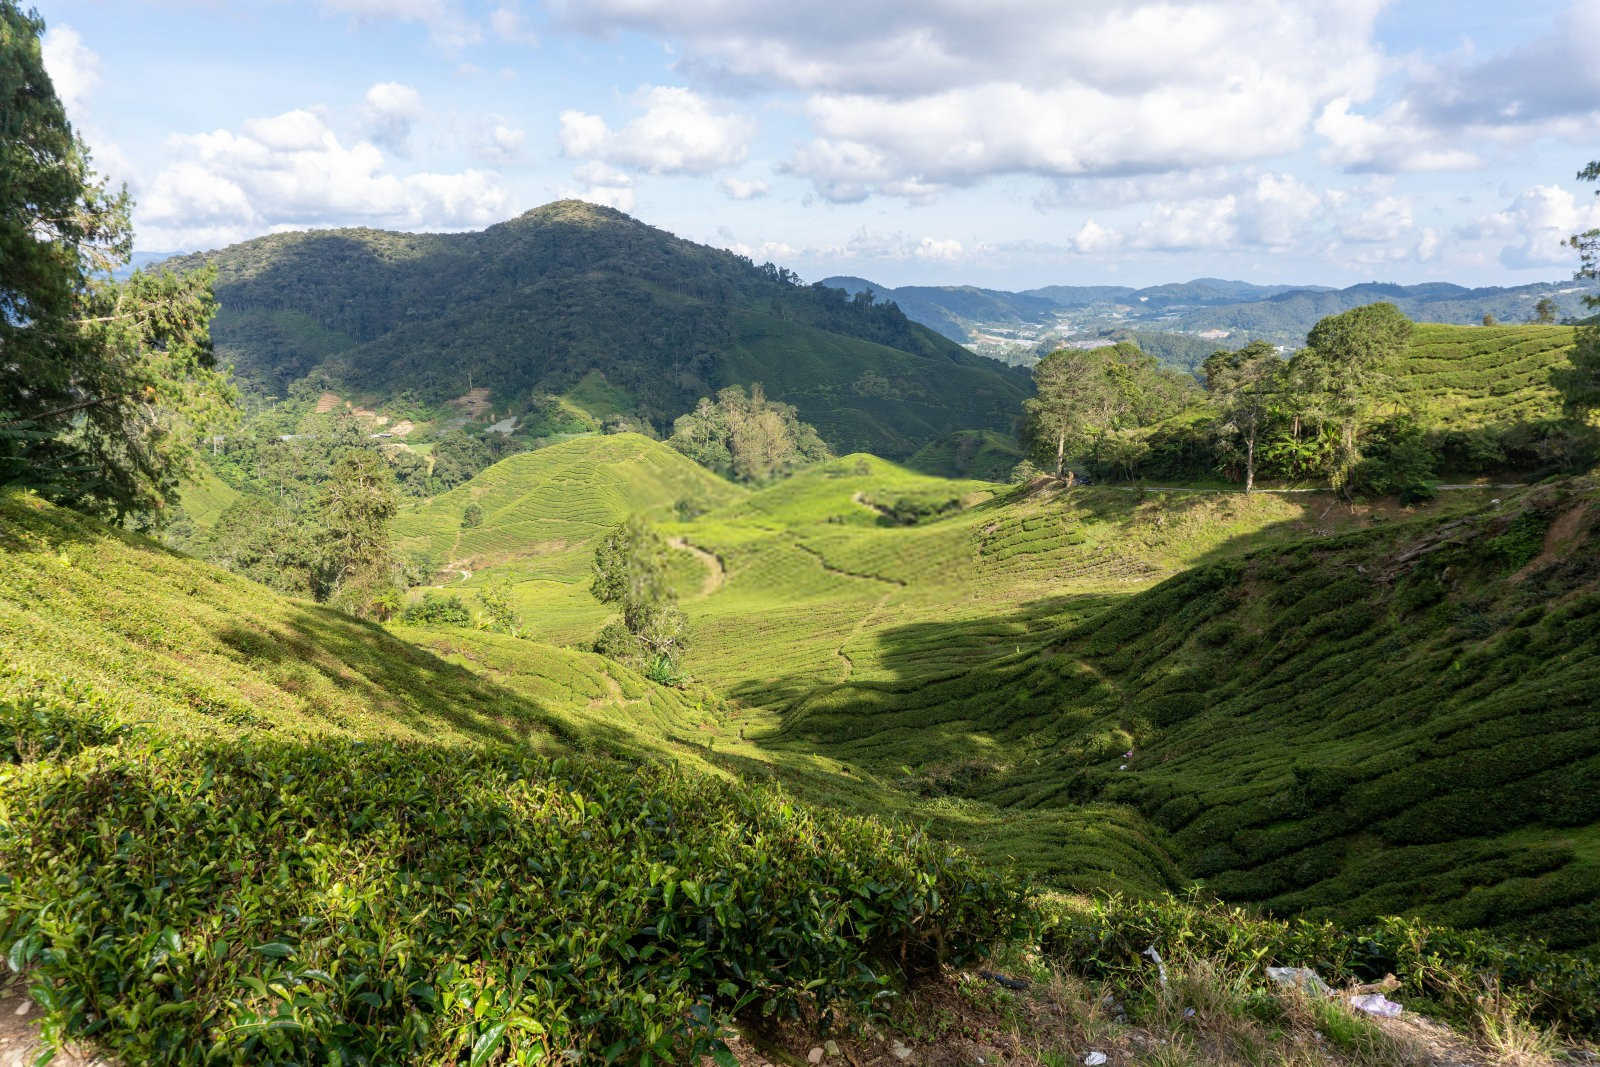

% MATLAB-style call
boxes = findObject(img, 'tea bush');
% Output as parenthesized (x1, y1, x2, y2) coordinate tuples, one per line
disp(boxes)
(1, 718, 1027, 1064)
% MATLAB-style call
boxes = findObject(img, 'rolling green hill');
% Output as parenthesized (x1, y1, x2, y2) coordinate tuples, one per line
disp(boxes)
(0, 490, 1022, 1063)
(164, 201, 1031, 458)
(413, 433, 1600, 951)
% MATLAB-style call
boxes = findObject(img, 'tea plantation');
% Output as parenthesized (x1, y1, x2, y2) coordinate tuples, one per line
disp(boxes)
(0, 492, 1025, 1062)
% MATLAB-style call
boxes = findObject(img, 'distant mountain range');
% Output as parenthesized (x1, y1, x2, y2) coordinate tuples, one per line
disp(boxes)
(160, 203, 1030, 458)
(820, 274, 1598, 366)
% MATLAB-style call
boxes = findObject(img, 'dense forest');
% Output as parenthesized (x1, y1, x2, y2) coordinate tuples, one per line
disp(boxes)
(163, 202, 1032, 458)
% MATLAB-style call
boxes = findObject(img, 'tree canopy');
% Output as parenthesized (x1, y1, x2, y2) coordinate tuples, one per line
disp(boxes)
(1203, 340, 1283, 493)
(668, 384, 829, 483)
(1555, 160, 1600, 421)
(590, 516, 689, 678)
(1, 1, 231, 520)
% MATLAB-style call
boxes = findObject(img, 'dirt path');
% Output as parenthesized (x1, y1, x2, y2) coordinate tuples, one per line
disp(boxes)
(1, 981, 108, 1066)
(670, 538, 726, 597)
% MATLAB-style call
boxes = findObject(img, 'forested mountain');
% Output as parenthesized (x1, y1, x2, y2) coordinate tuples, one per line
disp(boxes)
(824, 274, 1599, 364)
(164, 202, 1030, 457)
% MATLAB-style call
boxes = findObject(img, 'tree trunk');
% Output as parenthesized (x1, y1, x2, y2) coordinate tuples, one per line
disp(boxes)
(1055, 429, 1065, 477)
(1245, 433, 1255, 494)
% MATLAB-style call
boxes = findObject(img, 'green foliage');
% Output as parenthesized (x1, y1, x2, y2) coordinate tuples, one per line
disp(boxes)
(1, 723, 1026, 1063)
(1036, 891, 1600, 1036)
(477, 578, 521, 635)
(591, 517, 689, 669)
(1203, 340, 1283, 492)
(316, 451, 399, 612)
(461, 501, 483, 528)
(1552, 161, 1600, 423)
(1351, 417, 1438, 502)
(0, 4, 232, 519)
(668, 384, 830, 483)
(163, 201, 1030, 459)
(1024, 342, 1196, 477)
(402, 592, 471, 626)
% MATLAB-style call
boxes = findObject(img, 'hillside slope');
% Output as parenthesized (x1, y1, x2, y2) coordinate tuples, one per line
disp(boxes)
(165, 201, 1031, 457)
(0, 491, 1023, 1063)
(773, 478, 1600, 946)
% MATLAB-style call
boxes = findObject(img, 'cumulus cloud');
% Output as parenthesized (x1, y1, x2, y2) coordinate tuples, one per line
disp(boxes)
(720, 176, 770, 200)
(138, 107, 511, 248)
(320, 0, 481, 50)
(552, 0, 1385, 201)
(41, 25, 99, 117)
(559, 86, 754, 175)
(1475, 184, 1600, 270)
(479, 121, 527, 161)
(363, 82, 424, 155)
(1316, 2, 1600, 173)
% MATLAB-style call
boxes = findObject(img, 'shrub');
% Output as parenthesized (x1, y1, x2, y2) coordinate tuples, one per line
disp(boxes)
(1, 723, 1028, 1064)
(401, 592, 471, 626)
(461, 502, 483, 528)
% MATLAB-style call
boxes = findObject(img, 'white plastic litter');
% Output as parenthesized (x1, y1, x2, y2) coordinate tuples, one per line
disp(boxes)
(1084, 1053, 1109, 1066)
(1266, 966, 1333, 996)
(1143, 945, 1168, 988)
(1349, 993, 1403, 1018)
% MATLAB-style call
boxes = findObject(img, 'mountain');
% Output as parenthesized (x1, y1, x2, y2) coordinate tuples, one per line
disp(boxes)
(162, 202, 1031, 458)
(820, 274, 1598, 365)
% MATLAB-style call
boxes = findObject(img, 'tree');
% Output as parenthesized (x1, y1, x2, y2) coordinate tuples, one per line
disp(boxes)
(1022, 348, 1122, 478)
(590, 516, 688, 673)
(1482, 313, 1497, 327)
(1296, 303, 1413, 491)
(1203, 340, 1283, 493)
(666, 384, 828, 483)
(316, 451, 398, 608)
(1554, 161, 1600, 421)
(1533, 297, 1559, 324)
(477, 578, 520, 636)
(1, 2, 232, 520)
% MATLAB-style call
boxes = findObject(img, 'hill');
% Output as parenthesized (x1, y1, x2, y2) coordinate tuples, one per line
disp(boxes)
(418, 434, 1600, 951)
(821, 275, 1598, 364)
(164, 201, 1031, 458)
(0, 490, 1022, 1063)
(1391, 322, 1578, 429)
(760, 476, 1600, 947)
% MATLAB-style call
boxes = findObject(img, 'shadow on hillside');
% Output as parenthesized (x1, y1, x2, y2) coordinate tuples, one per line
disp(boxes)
(730, 485, 1507, 777)
(212, 606, 655, 759)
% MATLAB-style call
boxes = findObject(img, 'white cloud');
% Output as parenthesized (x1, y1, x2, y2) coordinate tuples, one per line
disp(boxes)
(363, 82, 424, 155)
(1335, 192, 1414, 244)
(1071, 219, 1122, 255)
(1315, 2, 1600, 174)
(1314, 98, 1482, 173)
(138, 107, 511, 248)
(320, 0, 481, 50)
(553, 0, 1385, 200)
(561, 162, 635, 212)
(41, 25, 99, 117)
(480, 121, 527, 161)
(720, 177, 770, 200)
(489, 3, 538, 44)
(1477, 185, 1600, 270)
(559, 86, 754, 175)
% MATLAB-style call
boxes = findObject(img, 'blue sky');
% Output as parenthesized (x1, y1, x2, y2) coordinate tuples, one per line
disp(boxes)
(36, 0, 1600, 290)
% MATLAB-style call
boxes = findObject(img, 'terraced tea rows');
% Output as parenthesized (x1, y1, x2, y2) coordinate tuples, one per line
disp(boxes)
(1392, 323, 1576, 427)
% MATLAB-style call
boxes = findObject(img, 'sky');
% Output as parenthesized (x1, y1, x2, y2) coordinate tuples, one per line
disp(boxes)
(34, 0, 1600, 290)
